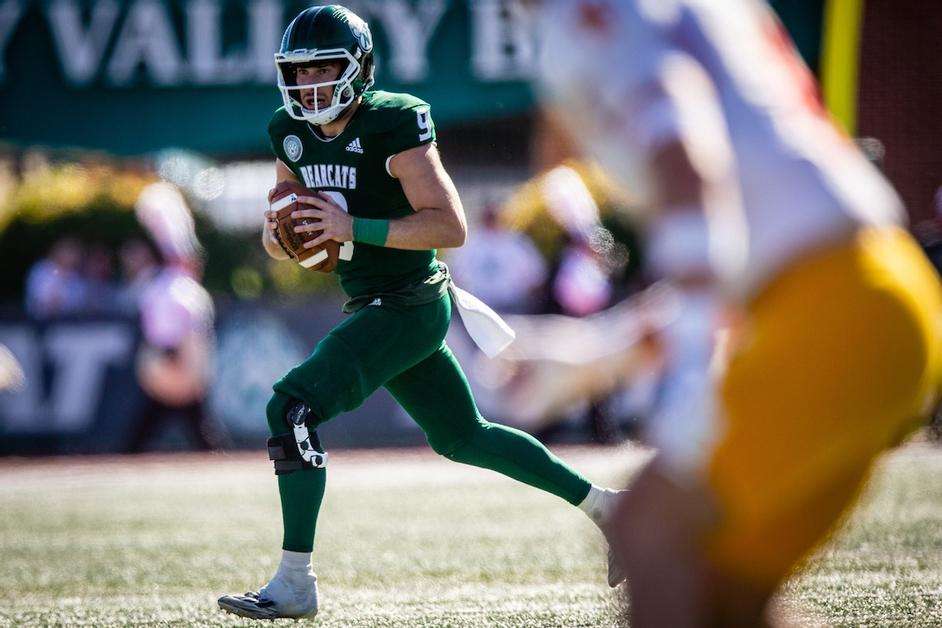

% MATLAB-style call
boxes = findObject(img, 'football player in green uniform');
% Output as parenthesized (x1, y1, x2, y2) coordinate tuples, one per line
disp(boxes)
(217, 5, 622, 620)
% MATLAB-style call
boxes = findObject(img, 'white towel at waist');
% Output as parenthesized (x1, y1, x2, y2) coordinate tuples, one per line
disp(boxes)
(447, 283, 515, 358)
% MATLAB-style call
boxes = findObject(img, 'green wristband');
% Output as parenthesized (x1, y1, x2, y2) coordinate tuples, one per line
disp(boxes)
(352, 217, 390, 246)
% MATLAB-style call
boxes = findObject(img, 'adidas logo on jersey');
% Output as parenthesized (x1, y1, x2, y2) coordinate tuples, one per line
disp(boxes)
(345, 138, 364, 154)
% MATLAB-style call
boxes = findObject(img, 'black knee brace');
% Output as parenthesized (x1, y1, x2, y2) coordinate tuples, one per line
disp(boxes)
(267, 401, 327, 475)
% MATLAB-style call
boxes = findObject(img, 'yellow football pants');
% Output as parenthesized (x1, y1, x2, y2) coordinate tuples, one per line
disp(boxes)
(706, 226, 942, 587)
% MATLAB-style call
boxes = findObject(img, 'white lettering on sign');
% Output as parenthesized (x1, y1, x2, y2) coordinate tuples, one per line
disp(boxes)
(107, 0, 183, 85)
(471, 0, 538, 80)
(0, 325, 44, 431)
(188, 0, 240, 84)
(0, 323, 135, 433)
(47, 0, 119, 85)
(46, 325, 134, 430)
(1, 0, 541, 87)
(246, 0, 281, 83)
(186, 0, 281, 84)
(370, 0, 445, 82)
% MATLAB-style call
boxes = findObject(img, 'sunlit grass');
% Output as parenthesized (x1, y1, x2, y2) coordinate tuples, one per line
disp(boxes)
(0, 442, 939, 626)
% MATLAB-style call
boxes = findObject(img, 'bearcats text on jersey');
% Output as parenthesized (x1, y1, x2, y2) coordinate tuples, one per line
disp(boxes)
(298, 164, 357, 190)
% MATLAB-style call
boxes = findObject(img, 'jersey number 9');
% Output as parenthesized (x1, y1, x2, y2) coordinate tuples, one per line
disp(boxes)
(417, 108, 432, 142)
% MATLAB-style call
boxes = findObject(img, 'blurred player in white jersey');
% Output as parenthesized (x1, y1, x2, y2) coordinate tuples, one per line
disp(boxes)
(537, 0, 942, 624)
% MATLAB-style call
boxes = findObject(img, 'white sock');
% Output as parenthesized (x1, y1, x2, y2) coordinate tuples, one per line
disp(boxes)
(266, 550, 318, 611)
(577, 485, 620, 528)
(276, 550, 314, 582)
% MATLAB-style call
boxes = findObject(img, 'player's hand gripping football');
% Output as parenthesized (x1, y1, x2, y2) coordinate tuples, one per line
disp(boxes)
(265, 182, 302, 260)
(292, 193, 354, 250)
(266, 182, 344, 272)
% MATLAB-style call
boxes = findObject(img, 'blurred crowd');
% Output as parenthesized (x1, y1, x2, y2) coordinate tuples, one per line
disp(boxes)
(18, 159, 651, 448)
(26, 236, 165, 319)
(19, 182, 225, 453)
(10, 154, 942, 450)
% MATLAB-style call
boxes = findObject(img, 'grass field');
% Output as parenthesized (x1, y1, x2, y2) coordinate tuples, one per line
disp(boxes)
(1, 441, 940, 626)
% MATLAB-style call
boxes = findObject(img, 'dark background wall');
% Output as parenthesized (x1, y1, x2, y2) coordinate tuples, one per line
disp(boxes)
(858, 3, 942, 221)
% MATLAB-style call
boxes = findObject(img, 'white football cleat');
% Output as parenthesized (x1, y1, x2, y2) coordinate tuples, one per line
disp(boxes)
(605, 534, 627, 588)
(579, 486, 629, 587)
(218, 570, 318, 620)
(600, 489, 629, 587)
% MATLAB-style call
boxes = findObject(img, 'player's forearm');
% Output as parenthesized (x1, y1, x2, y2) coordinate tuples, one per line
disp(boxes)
(376, 206, 466, 250)
(268, 157, 298, 260)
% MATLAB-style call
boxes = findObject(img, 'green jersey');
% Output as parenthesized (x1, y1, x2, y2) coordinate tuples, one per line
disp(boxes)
(268, 90, 439, 298)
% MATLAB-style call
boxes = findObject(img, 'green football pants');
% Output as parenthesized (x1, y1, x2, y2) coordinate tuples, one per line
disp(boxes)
(266, 294, 591, 552)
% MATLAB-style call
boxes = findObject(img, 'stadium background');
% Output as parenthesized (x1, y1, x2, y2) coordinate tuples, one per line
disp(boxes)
(1, 0, 940, 455)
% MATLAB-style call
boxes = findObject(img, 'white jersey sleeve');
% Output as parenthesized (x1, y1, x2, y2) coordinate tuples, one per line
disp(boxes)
(538, 0, 733, 213)
(538, 0, 903, 296)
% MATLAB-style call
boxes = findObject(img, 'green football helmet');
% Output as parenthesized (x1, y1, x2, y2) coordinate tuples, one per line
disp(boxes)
(275, 5, 375, 126)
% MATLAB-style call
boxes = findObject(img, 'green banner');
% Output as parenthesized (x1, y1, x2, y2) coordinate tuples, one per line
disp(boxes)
(0, 0, 541, 155)
(0, 0, 821, 156)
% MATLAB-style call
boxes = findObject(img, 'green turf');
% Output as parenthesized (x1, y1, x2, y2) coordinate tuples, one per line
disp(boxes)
(0, 442, 940, 626)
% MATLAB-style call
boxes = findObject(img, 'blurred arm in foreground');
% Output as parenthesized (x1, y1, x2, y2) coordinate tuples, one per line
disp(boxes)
(536, 0, 940, 625)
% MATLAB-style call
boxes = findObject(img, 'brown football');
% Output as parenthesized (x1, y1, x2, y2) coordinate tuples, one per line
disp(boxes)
(268, 180, 340, 273)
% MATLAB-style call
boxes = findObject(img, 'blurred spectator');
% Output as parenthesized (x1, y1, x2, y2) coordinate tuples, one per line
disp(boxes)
(82, 244, 119, 314)
(129, 261, 222, 451)
(449, 203, 547, 314)
(116, 238, 161, 314)
(531, 165, 620, 316)
(24, 237, 88, 318)
(496, 159, 648, 444)
(126, 182, 227, 452)
(552, 237, 613, 317)
(502, 159, 644, 301)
